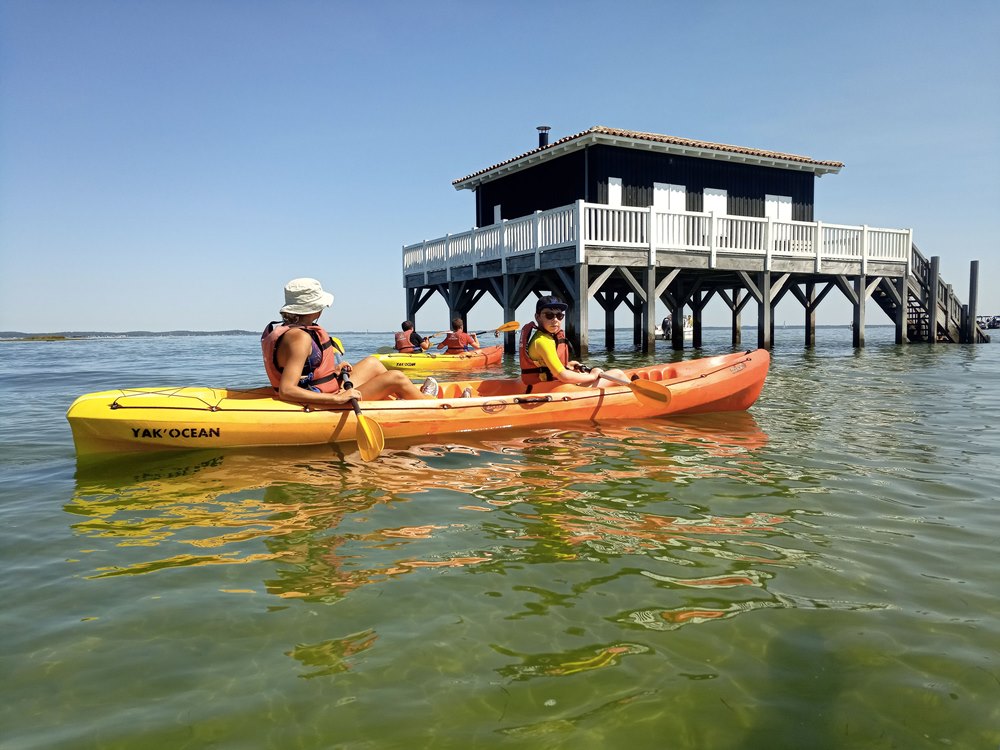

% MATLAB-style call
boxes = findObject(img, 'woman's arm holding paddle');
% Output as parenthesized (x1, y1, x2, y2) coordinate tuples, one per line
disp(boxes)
(275, 328, 361, 406)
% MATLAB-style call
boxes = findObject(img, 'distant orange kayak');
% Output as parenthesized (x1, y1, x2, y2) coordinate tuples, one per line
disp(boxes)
(67, 349, 770, 457)
(374, 344, 503, 372)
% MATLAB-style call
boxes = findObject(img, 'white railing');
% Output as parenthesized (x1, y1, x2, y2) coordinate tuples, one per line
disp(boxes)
(403, 204, 578, 275)
(585, 205, 648, 246)
(402, 201, 912, 277)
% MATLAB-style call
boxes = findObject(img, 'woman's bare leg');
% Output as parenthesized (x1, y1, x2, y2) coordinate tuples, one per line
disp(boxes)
(350, 356, 433, 400)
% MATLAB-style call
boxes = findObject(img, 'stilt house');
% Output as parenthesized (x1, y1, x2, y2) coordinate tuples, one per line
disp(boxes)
(402, 126, 987, 353)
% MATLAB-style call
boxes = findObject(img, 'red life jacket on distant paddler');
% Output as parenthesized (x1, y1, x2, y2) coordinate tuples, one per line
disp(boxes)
(441, 330, 475, 354)
(394, 330, 417, 353)
(518, 322, 570, 385)
(261, 322, 345, 393)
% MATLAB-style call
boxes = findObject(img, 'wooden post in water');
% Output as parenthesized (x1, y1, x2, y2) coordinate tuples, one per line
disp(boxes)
(502, 275, 517, 354)
(692, 291, 704, 349)
(574, 263, 589, 358)
(604, 300, 615, 351)
(804, 282, 816, 347)
(732, 288, 743, 347)
(967, 260, 979, 343)
(671, 304, 685, 349)
(929, 256, 941, 344)
(895, 276, 908, 344)
(852, 276, 866, 347)
(632, 292, 642, 348)
(757, 272, 772, 350)
(642, 266, 656, 354)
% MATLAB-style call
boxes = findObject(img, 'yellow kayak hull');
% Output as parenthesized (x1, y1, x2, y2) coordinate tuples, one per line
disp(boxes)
(67, 350, 770, 456)
(373, 344, 503, 372)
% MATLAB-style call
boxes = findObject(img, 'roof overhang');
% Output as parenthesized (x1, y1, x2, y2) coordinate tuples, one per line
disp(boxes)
(453, 127, 844, 191)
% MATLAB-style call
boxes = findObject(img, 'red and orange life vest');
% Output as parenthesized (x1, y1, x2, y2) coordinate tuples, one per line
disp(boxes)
(518, 322, 570, 384)
(395, 330, 418, 353)
(261, 322, 345, 393)
(441, 330, 475, 354)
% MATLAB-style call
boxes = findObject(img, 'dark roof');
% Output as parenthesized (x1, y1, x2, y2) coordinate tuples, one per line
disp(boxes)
(453, 126, 844, 189)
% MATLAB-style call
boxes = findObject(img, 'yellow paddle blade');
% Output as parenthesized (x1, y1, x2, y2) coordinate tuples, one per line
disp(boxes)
(599, 373, 672, 407)
(494, 320, 520, 333)
(355, 413, 384, 462)
(628, 378, 672, 407)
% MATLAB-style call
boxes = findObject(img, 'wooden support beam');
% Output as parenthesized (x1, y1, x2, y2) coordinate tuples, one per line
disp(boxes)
(929, 256, 941, 344)
(770, 273, 791, 300)
(632, 291, 643, 347)
(895, 276, 908, 344)
(800, 282, 817, 347)
(554, 267, 576, 302)
(691, 290, 703, 348)
(573, 264, 589, 357)
(618, 267, 646, 299)
(587, 267, 615, 297)
(444, 281, 466, 322)
(733, 288, 744, 346)
(738, 271, 762, 303)
(508, 273, 536, 311)
(501, 275, 516, 353)
(852, 276, 868, 347)
(833, 275, 858, 306)
(968, 260, 979, 343)
(756, 272, 772, 349)
(485, 276, 504, 306)
(642, 265, 656, 354)
(655, 268, 680, 298)
(605, 298, 616, 350)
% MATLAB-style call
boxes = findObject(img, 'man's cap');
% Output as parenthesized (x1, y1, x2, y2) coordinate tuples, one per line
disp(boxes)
(535, 295, 568, 313)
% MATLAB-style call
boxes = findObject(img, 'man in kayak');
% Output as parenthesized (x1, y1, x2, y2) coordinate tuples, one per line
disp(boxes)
(263, 278, 439, 405)
(437, 318, 480, 354)
(519, 296, 628, 388)
(394, 321, 430, 353)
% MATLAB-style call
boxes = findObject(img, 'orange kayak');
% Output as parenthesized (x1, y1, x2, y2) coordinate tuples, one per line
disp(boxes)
(373, 344, 503, 372)
(67, 349, 770, 456)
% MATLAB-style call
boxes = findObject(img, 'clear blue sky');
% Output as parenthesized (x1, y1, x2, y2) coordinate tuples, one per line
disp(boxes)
(2, 0, 997, 333)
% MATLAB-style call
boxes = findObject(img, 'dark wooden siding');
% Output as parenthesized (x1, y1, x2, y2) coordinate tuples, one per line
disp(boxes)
(473, 144, 816, 225)
(474, 151, 587, 227)
(588, 146, 815, 221)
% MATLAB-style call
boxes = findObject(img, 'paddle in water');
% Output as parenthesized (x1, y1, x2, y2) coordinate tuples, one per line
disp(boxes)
(576, 365, 671, 407)
(340, 372, 385, 461)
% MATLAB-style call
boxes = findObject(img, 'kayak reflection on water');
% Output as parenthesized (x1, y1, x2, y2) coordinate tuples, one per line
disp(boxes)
(67, 412, 770, 604)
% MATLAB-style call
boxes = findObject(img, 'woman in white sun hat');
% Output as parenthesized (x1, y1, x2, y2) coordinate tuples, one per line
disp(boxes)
(261, 278, 437, 405)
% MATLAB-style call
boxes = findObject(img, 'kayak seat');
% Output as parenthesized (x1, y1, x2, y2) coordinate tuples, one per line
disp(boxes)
(644, 367, 677, 382)
(439, 383, 472, 399)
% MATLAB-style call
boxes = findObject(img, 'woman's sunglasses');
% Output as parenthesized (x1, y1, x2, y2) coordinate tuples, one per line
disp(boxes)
(541, 311, 565, 320)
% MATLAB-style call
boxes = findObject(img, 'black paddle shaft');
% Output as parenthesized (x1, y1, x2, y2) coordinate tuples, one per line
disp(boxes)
(340, 371, 363, 416)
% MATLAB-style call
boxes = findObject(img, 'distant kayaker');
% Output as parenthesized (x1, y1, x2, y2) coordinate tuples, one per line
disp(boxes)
(519, 295, 628, 388)
(394, 321, 430, 353)
(262, 278, 438, 405)
(437, 318, 480, 354)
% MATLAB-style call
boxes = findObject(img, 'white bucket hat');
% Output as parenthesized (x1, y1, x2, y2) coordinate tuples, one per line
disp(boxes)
(280, 278, 334, 315)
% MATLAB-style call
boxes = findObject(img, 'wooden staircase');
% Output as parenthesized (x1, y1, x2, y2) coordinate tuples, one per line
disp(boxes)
(871, 244, 990, 343)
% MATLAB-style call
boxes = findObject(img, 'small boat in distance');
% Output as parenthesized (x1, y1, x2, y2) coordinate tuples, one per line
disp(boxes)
(656, 316, 693, 340)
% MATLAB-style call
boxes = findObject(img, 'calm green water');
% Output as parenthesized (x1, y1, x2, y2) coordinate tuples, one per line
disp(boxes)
(2, 329, 998, 749)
